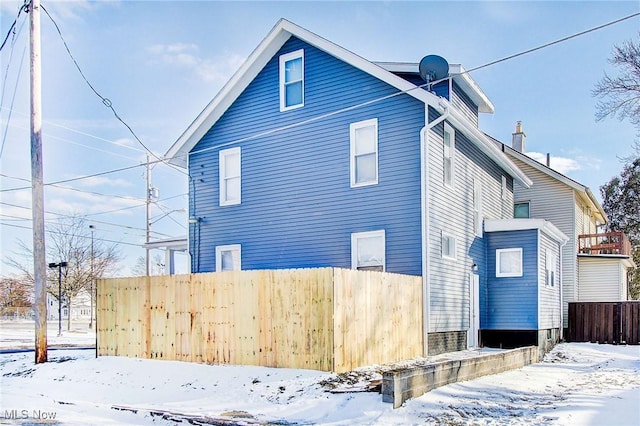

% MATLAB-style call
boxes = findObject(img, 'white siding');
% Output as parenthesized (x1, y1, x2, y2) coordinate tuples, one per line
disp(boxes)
(538, 231, 562, 329)
(577, 256, 626, 301)
(511, 159, 576, 327)
(428, 115, 510, 332)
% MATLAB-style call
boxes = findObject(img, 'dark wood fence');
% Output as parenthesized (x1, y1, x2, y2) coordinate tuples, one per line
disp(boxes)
(568, 302, 640, 345)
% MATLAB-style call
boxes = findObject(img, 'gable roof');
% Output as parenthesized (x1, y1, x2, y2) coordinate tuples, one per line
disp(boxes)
(492, 138, 607, 223)
(164, 19, 531, 188)
(374, 62, 494, 114)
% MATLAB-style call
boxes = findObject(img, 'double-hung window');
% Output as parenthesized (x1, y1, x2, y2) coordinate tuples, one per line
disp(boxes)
(350, 118, 378, 187)
(351, 230, 385, 271)
(443, 123, 454, 187)
(496, 248, 523, 277)
(216, 244, 241, 271)
(219, 147, 241, 206)
(279, 49, 304, 111)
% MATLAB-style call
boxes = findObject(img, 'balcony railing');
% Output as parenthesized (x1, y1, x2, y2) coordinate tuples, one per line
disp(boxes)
(578, 231, 632, 256)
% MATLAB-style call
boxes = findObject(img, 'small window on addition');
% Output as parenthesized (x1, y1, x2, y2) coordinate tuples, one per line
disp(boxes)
(351, 230, 385, 272)
(496, 248, 523, 277)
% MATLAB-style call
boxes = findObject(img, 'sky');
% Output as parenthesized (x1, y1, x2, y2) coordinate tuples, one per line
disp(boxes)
(0, 0, 638, 278)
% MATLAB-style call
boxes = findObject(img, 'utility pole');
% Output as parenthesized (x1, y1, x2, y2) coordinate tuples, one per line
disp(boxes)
(30, 0, 47, 364)
(89, 225, 94, 330)
(145, 154, 151, 276)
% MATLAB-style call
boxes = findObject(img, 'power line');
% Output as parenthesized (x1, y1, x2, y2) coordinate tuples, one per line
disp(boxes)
(0, 201, 174, 238)
(0, 221, 145, 247)
(0, 1, 27, 52)
(82, 192, 187, 217)
(39, 4, 188, 177)
(1, 173, 146, 202)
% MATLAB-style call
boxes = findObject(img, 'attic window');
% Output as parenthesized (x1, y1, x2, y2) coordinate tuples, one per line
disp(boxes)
(443, 122, 455, 187)
(279, 49, 304, 111)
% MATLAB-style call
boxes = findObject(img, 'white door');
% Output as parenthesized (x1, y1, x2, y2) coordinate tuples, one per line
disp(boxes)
(468, 273, 480, 348)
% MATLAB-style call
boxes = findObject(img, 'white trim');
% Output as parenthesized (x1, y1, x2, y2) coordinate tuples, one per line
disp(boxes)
(496, 248, 523, 278)
(441, 231, 457, 260)
(351, 230, 385, 271)
(484, 218, 568, 245)
(215, 244, 241, 271)
(219, 147, 241, 206)
(443, 122, 455, 188)
(279, 49, 304, 111)
(350, 118, 379, 187)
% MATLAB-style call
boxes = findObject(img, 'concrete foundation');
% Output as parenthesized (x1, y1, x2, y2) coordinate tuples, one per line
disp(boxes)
(381, 346, 539, 408)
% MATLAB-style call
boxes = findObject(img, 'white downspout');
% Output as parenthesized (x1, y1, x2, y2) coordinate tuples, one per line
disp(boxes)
(420, 99, 450, 356)
(559, 238, 567, 341)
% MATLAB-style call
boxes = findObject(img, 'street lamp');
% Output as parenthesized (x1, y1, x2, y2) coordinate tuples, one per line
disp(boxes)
(48, 261, 68, 337)
(89, 225, 94, 330)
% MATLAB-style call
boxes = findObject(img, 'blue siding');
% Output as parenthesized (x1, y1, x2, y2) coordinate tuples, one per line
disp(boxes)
(189, 37, 425, 275)
(483, 229, 539, 330)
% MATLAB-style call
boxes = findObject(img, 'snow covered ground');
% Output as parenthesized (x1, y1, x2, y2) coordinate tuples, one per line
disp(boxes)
(1, 320, 639, 425)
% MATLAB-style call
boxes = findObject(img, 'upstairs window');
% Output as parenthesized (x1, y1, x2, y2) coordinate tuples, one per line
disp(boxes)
(219, 147, 241, 206)
(514, 202, 530, 218)
(443, 123, 455, 187)
(496, 248, 523, 277)
(216, 244, 241, 271)
(351, 230, 385, 271)
(279, 49, 304, 111)
(350, 118, 379, 187)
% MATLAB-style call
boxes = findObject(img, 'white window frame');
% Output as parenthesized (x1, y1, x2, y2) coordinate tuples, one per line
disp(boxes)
(442, 231, 457, 260)
(215, 244, 241, 271)
(545, 249, 556, 287)
(350, 118, 379, 187)
(279, 49, 304, 111)
(514, 201, 530, 218)
(351, 230, 385, 271)
(501, 175, 508, 201)
(473, 179, 483, 237)
(443, 122, 455, 187)
(496, 248, 523, 277)
(219, 147, 241, 206)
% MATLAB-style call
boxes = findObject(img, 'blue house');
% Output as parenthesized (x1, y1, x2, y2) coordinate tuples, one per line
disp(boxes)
(165, 19, 567, 356)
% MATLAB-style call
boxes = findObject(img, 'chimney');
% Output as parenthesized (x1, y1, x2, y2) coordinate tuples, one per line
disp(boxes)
(512, 121, 526, 153)
(546, 153, 551, 167)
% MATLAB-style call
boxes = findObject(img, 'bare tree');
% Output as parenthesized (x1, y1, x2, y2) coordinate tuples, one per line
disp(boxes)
(0, 276, 33, 318)
(6, 216, 121, 330)
(593, 33, 640, 156)
(130, 254, 166, 276)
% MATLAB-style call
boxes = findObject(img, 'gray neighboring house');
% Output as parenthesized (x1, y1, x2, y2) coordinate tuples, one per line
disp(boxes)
(492, 123, 635, 329)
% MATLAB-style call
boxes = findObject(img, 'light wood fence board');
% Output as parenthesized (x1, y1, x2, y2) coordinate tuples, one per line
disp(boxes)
(98, 267, 421, 372)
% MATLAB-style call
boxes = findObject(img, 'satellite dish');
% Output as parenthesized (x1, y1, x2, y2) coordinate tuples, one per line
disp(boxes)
(418, 55, 449, 84)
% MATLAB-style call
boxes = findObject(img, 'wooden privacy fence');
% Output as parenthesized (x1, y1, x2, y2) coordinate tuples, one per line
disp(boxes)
(567, 302, 640, 345)
(97, 267, 423, 372)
